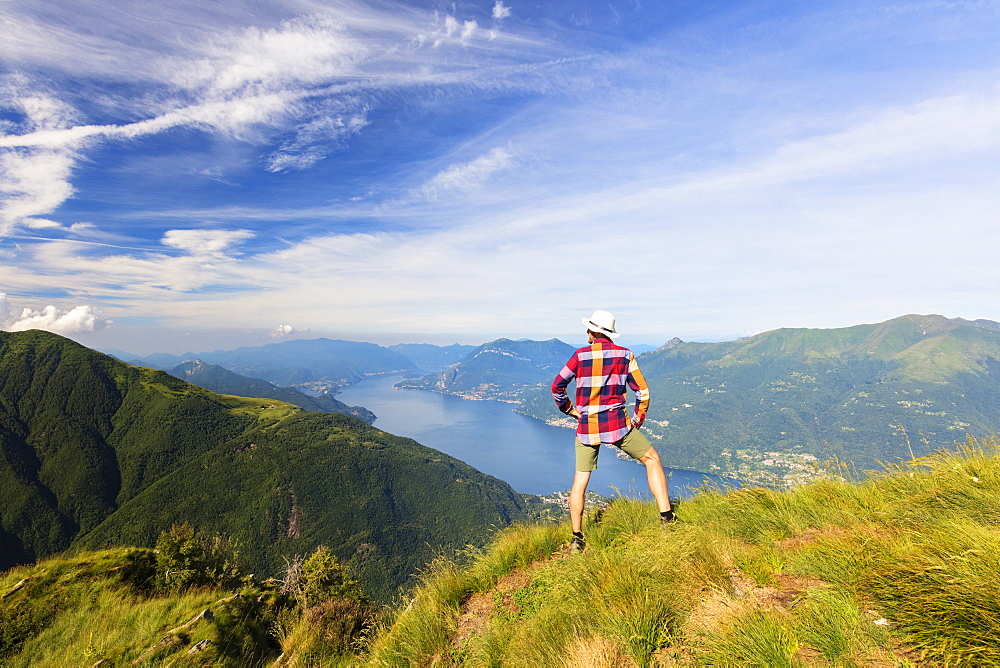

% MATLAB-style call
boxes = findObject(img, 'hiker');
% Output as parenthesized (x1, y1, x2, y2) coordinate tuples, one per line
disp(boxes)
(551, 310, 674, 553)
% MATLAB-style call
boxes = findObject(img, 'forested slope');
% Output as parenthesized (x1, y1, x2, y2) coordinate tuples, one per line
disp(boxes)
(0, 330, 546, 599)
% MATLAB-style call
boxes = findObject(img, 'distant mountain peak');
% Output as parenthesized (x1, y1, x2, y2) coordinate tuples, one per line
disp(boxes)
(654, 337, 683, 352)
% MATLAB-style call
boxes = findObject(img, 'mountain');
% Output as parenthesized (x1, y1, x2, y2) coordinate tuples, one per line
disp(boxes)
(129, 338, 416, 389)
(395, 338, 577, 401)
(630, 314, 1000, 480)
(388, 342, 477, 367)
(0, 330, 546, 599)
(167, 360, 376, 423)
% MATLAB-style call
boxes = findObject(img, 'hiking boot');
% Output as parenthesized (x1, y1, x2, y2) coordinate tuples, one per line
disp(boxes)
(570, 532, 585, 553)
(660, 509, 677, 524)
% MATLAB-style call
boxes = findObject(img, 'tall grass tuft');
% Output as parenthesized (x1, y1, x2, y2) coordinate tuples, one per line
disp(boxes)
(697, 608, 800, 667)
(365, 522, 564, 665)
(792, 587, 891, 664)
(857, 518, 1000, 664)
(463, 522, 565, 592)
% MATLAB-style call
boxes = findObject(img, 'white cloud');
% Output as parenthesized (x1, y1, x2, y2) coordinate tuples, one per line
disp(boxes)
(0, 149, 76, 232)
(0, 4, 187, 81)
(9, 240, 252, 295)
(461, 20, 478, 43)
(15, 93, 78, 130)
(493, 2, 512, 20)
(266, 151, 325, 173)
(166, 16, 365, 94)
(270, 323, 310, 338)
(417, 146, 515, 199)
(265, 110, 370, 172)
(161, 229, 255, 256)
(0, 292, 109, 334)
(0, 87, 80, 234)
(434, 14, 479, 47)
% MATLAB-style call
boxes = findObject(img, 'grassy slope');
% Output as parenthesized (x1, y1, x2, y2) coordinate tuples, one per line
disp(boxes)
(0, 547, 290, 666)
(5, 437, 999, 665)
(366, 435, 1000, 666)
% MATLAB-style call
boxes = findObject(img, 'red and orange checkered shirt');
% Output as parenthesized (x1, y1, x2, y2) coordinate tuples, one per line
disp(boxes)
(551, 337, 650, 445)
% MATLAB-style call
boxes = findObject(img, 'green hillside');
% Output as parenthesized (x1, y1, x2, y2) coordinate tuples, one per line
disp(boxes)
(635, 314, 1000, 484)
(74, 411, 539, 599)
(6, 437, 999, 665)
(0, 330, 547, 600)
(0, 536, 374, 666)
(368, 435, 1000, 666)
(168, 359, 376, 423)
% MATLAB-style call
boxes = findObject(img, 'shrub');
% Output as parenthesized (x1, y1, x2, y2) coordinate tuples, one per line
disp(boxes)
(154, 523, 243, 591)
(303, 546, 365, 606)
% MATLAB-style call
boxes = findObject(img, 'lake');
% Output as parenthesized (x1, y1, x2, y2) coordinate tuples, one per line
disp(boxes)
(335, 372, 734, 499)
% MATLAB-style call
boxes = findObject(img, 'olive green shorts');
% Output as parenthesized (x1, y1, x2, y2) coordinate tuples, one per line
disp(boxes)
(575, 428, 652, 472)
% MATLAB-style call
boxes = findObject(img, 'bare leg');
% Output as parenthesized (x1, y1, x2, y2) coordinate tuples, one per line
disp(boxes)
(569, 470, 592, 534)
(638, 446, 671, 513)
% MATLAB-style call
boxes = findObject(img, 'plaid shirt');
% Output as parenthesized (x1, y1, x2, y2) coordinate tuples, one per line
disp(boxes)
(551, 337, 650, 445)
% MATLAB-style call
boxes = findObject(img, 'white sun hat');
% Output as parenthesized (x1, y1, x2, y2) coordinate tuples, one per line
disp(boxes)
(582, 309, 621, 339)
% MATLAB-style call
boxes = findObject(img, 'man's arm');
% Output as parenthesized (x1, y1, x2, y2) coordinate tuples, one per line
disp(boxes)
(627, 354, 650, 428)
(552, 355, 580, 417)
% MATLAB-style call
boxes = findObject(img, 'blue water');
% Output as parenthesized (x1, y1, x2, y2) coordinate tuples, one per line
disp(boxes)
(335, 372, 734, 499)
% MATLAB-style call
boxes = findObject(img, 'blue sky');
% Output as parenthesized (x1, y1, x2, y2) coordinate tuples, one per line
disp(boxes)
(1, 0, 999, 354)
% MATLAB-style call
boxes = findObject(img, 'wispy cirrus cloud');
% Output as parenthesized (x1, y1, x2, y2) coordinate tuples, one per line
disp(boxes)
(0, 0, 554, 237)
(0, 85, 80, 234)
(162, 14, 379, 99)
(416, 146, 515, 200)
